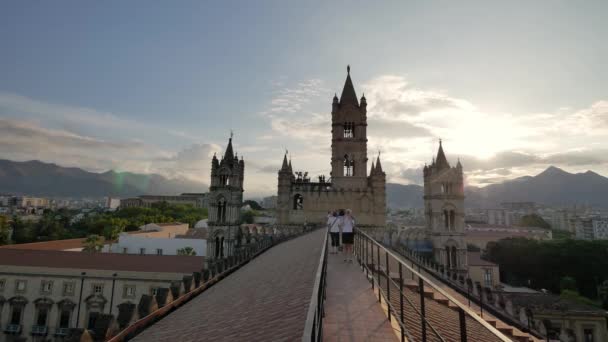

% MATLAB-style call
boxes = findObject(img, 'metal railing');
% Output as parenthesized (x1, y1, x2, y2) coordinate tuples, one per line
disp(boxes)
(392, 244, 545, 340)
(355, 228, 512, 342)
(301, 227, 329, 342)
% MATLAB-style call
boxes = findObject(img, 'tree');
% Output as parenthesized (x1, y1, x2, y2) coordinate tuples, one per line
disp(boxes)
(177, 247, 197, 256)
(517, 214, 551, 229)
(82, 235, 105, 253)
(0, 215, 11, 245)
(560, 276, 577, 293)
(240, 210, 255, 224)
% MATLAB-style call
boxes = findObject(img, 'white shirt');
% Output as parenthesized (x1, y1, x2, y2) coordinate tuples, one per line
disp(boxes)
(342, 215, 354, 233)
(328, 216, 339, 232)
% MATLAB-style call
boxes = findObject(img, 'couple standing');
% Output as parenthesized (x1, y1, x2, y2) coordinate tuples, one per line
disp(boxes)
(327, 209, 355, 263)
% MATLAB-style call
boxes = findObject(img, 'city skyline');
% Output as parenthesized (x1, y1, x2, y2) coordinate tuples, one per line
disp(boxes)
(1, 1, 607, 197)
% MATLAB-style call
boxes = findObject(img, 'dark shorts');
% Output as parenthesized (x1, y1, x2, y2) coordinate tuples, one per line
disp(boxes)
(342, 232, 354, 244)
(330, 232, 340, 246)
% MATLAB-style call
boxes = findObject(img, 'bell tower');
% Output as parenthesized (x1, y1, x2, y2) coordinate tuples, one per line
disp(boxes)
(207, 134, 244, 260)
(423, 141, 467, 271)
(331, 65, 368, 189)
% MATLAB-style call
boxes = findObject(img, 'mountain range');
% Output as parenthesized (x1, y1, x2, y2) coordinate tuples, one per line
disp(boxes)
(1, 160, 607, 208)
(0, 160, 207, 198)
(388, 166, 608, 209)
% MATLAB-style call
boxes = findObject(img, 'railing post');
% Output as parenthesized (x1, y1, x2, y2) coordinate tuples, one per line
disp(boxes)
(459, 307, 467, 342)
(419, 277, 427, 342)
(370, 236, 374, 290)
(377, 243, 381, 303)
(399, 262, 404, 342)
(386, 250, 391, 322)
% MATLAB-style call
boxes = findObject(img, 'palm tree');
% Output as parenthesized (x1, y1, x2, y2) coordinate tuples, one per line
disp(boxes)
(82, 234, 105, 253)
(177, 246, 196, 256)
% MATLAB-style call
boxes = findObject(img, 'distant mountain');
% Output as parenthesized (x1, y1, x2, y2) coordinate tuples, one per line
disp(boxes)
(386, 183, 423, 209)
(0, 159, 207, 198)
(387, 166, 608, 209)
(465, 166, 608, 208)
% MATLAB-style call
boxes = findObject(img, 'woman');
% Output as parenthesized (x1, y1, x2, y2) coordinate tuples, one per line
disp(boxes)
(327, 211, 339, 254)
(341, 209, 355, 263)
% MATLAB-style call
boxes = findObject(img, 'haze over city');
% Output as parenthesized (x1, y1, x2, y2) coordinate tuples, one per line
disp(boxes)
(1, 1, 607, 197)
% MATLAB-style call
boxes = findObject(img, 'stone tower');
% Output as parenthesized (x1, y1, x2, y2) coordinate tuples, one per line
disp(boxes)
(207, 135, 244, 260)
(331, 65, 368, 189)
(423, 141, 467, 271)
(276, 66, 386, 226)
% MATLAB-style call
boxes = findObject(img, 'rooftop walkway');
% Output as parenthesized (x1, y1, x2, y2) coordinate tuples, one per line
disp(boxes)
(323, 254, 397, 341)
(133, 229, 326, 342)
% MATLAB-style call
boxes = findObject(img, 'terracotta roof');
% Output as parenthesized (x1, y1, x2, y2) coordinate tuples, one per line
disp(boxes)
(133, 229, 326, 342)
(155, 222, 185, 227)
(504, 292, 607, 315)
(0, 238, 88, 250)
(0, 248, 204, 274)
(468, 251, 498, 266)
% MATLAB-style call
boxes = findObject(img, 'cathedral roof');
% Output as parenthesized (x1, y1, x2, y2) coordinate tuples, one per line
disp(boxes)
(224, 137, 234, 161)
(435, 140, 450, 170)
(375, 155, 383, 173)
(281, 153, 289, 171)
(339, 65, 359, 107)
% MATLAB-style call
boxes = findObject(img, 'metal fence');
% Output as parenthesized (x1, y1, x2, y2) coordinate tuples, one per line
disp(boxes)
(355, 228, 512, 342)
(301, 227, 329, 342)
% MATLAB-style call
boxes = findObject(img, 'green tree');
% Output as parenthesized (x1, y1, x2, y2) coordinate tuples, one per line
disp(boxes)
(177, 246, 197, 256)
(240, 210, 255, 224)
(0, 215, 11, 245)
(82, 235, 105, 253)
(560, 276, 577, 293)
(517, 214, 551, 229)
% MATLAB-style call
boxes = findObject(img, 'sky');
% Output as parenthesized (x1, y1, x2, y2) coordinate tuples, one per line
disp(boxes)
(1, 1, 607, 197)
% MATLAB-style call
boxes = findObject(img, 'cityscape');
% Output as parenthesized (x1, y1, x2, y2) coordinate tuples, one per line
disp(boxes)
(1, 2, 607, 342)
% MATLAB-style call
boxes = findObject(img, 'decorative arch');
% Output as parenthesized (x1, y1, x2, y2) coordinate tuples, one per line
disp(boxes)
(343, 154, 354, 177)
(216, 196, 227, 223)
(442, 203, 457, 231)
(219, 168, 231, 186)
(293, 194, 303, 210)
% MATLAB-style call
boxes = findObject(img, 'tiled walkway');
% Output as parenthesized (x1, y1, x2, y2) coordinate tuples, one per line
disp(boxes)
(323, 253, 397, 342)
(133, 229, 326, 342)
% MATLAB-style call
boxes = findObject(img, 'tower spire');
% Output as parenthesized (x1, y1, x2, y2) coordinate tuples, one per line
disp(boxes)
(435, 139, 450, 170)
(339, 65, 358, 106)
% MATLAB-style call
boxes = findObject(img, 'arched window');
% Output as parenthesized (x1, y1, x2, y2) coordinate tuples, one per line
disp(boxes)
(451, 246, 457, 269)
(343, 122, 354, 138)
(343, 154, 354, 177)
(217, 197, 227, 223)
(293, 194, 303, 210)
(215, 236, 220, 258)
(220, 236, 225, 257)
(443, 210, 449, 229)
(445, 246, 451, 268)
(449, 210, 455, 231)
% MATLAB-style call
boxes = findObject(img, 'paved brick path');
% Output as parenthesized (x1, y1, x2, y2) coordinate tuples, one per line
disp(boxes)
(134, 229, 326, 342)
(323, 253, 397, 342)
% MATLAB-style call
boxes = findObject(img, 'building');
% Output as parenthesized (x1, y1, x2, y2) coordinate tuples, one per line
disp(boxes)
(501, 291, 608, 341)
(105, 197, 121, 211)
(592, 218, 608, 239)
(467, 251, 500, 288)
(572, 217, 595, 240)
(10, 197, 50, 209)
(207, 135, 244, 260)
(108, 233, 206, 257)
(261, 196, 277, 209)
(551, 209, 571, 232)
(276, 66, 386, 226)
(423, 141, 467, 272)
(120, 193, 208, 209)
(0, 249, 203, 341)
(465, 224, 553, 250)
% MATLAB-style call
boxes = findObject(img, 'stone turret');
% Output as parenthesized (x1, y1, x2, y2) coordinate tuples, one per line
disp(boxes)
(423, 141, 466, 271)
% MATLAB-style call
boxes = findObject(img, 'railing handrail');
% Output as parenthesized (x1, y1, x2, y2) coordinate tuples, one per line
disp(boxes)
(301, 227, 329, 342)
(356, 228, 512, 342)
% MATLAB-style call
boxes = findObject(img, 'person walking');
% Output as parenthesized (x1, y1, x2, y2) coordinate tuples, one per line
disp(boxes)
(341, 209, 355, 263)
(327, 211, 340, 254)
